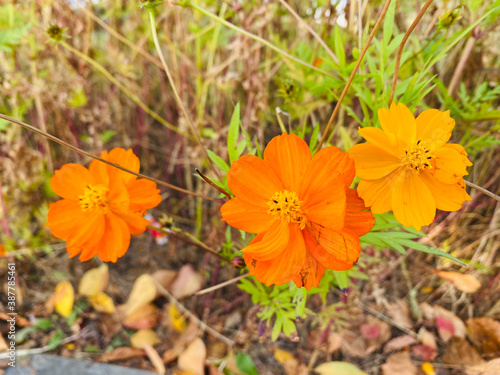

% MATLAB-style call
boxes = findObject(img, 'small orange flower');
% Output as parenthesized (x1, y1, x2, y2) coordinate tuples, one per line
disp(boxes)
(348, 103, 472, 231)
(221, 133, 374, 290)
(46, 148, 161, 262)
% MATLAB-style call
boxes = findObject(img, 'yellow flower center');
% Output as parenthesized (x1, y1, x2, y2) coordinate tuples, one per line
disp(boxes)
(401, 139, 434, 173)
(79, 184, 109, 212)
(267, 190, 306, 229)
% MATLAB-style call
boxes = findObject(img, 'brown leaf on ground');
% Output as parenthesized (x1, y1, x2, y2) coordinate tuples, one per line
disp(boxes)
(418, 327, 437, 349)
(412, 345, 438, 361)
(383, 335, 419, 354)
(78, 264, 109, 296)
(442, 337, 485, 367)
(152, 270, 177, 292)
(314, 361, 367, 375)
(178, 337, 206, 375)
(327, 333, 342, 354)
(89, 292, 115, 314)
(97, 312, 123, 339)
(0, 334, 7, 351)
(98, 347, 146, 363)
(387, 300, 413, 329)
(465, 358, 500, 375)
(163, 320, 200, 364)
(436, 316, 455, 342)
(467, 317, 500, 355)
(342, 315, 391, 357)
(171, 265, 203, 299)
(381, 351, 417, 375)
(125, 274, 158, 316)
(0, 312, 30, 327)
(130, 329, 161, 349)
(143, 343, 166, 375)
(420, 304, 467, 339)
(122, 303, 159, 330)
(54, 280, 74, 318)
(435, 271, 481, 293)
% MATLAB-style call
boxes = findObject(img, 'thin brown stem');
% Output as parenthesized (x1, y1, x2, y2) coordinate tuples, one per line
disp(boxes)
(195, 168, 231, 200)
(277, 0, 339, 64)
(0, 113, 219, 203)
(465, 180, 500, 202)
(389, 0, 434, 106)
(316, 0, 393, 151)
(194, 273, 249, 295)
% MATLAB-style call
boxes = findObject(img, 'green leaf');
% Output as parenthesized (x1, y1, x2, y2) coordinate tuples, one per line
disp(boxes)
(272, 313, 283, 341)
(383, 0, 397, 47)
(100, 130, 116, 144)
(207, 149, 230, 173)
(235, 353, 259, 375)
(333, 270, 348, 290)
(334, 26, 346, 67)
(228, 103, 241, 164)
(67, 86, 88, 108)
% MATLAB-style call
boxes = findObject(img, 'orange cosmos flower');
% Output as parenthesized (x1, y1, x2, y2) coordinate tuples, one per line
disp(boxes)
(46, 148, 161, 262)
(221, 133, 374, 290)
(348, 103, 472, 231)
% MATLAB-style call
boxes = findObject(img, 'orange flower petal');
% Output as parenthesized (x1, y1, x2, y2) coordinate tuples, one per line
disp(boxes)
(357, 168, 404, 214)
(432, 147, 469, 184)
(221, 197, 275, 233)
(263, 133, 311, 191)
(66, 210, 105, 249)
(51, 164, 96, 200)
(300, 146, 354, 200)
(242, 220, 289, 260)
(106, 148, 140, 186)
(358, 127, 396, 155)
(378, 103, 416, 150)
(95, 212, 131, 263)
(46, 199, 83, 239)
(227, 155, 283, 207)
(416, 109, 454, 150)
(292, 250, 325, 290)
(443, 143, 473, 167)
(88, 158, 109, 186)
(391, 171, 436, 230)
(420, 172, 472, 211)
(127, 179, 162, 212)
(108, 180, 130, 214)
(304, 226, 359, 270)
(343, 189, 375, 237)
(348, 143, 401, 181)
(303, 174, 346, 231)
(119, 211, 151, 235)
(78, 245, 98, 262)
(245, 225, 306, 286)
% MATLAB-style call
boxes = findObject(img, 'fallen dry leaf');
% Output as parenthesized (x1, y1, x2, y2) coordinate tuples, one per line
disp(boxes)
(274, 349, 294, 364)
(436, 316, 455, 342)
(0, 334, 7, 351)
(420, 304, 467, 339)
(122, 303, 159, 330)
(168, 304, 187, 332)
(171, 265, 203, 299)
(383, 335, 418, 353)
(342, 315, 391, 357)
(435, 271, 481, 293)
(54, 281, 74, 318)
(98, 347, 145, 363)
(442, 337, 485, 367)
(152, 270, 177, 291)
(421, 362, 435, 375)
(467, 317, 500, 355)
(465, 358, 500, 375)
(163, 321, 200, 364)
(126, 274, 158, 316)
(381, 351, 417, 375)
(418, 327, 437, 349)
(387, 300, 413, 329)
(143, 343, 166, 375)
(89, 292, 115, 314)
(130, 329, 161, 349)
(327, 333, 342, 354)
(178, 337, 206, 375)
(78, 264, 109, 296)
(314, 361, 367, 375)
(412, 345, 437, 361)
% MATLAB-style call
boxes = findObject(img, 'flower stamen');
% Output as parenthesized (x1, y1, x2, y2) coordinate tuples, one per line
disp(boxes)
(79, 185, 109, 212)
(401, 139, 434, 173)
(267, 190, 306, 229)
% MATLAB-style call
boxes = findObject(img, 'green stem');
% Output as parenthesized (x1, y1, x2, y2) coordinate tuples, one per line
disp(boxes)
(184, 1, 337, 79)
(60, 41, 189, 139)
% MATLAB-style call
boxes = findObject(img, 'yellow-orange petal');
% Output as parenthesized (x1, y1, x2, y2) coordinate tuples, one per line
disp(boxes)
(357, 168, 404, 214)
(221, 197, 275, 233)
(303, 226, 358, 270)
(127, 179, 162, 212)
(348, 143, 401, 181)
(245, 225, 306, 286)
(227, 155, 283, 207)
(378, 103, 416, 149)
(292, 250, 326, 290)
(95, 212, 131, 263)
(358, 126, 397, 155)
(106, 148, 140, 186)
(88, 158, 109, 186)
(46, 199, 83, 239)
(66, 210, 105, 249)
(51, 164, 96, 200)
(242, 220, 289, 261)
(443, 143, 473, 167)
(391, 171, 436, 230)
(119, 211, 151, 235)
(263, 133, 311, 192)
(302, 174, 346, 231)
(420, 172, 471, 211)
(300, 146, 354, 201)
(108, 180, 130, 214)
(343, 189, 375, 237)
(416, 109, 454, 150)
(432, 147, 468, 184)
